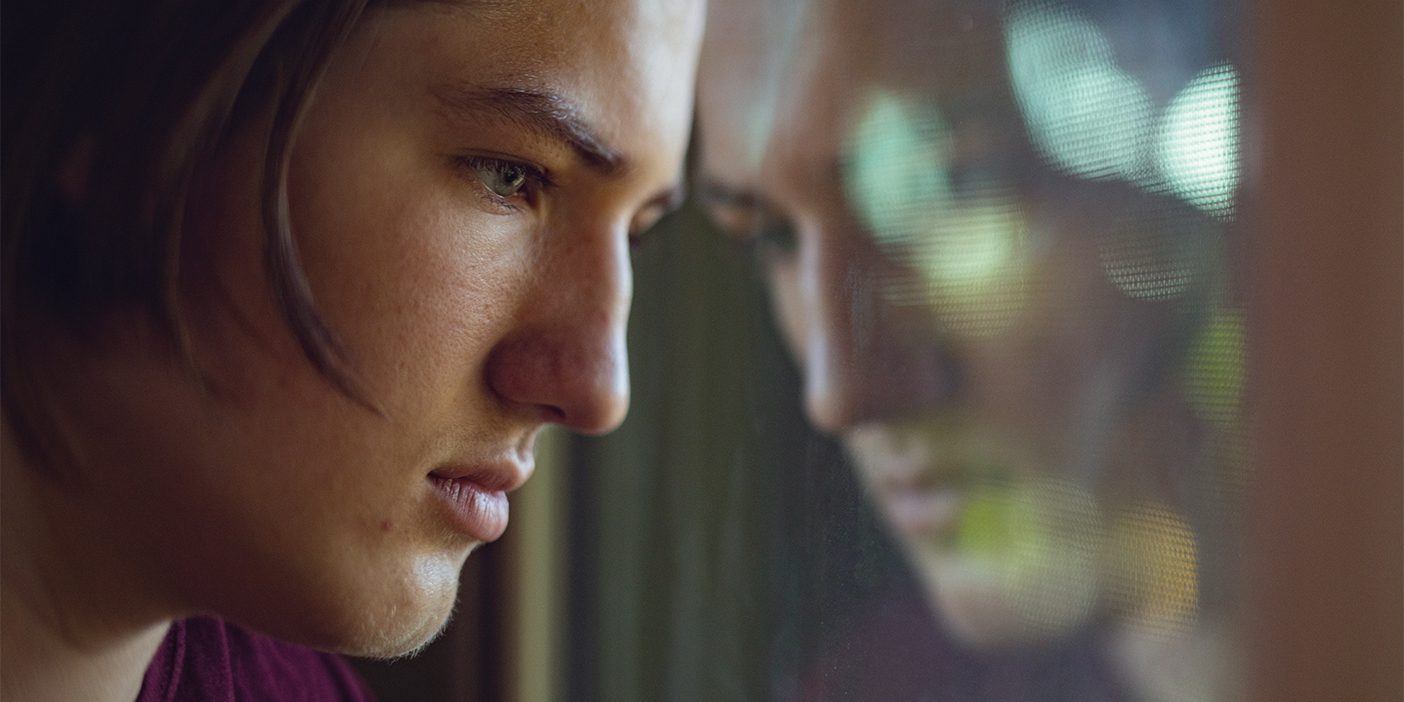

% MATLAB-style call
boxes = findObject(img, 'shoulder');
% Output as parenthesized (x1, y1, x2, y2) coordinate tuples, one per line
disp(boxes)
(795, 585, 1131, 702)
(139, 616, 377, 702)
(797, 585, 960, 700)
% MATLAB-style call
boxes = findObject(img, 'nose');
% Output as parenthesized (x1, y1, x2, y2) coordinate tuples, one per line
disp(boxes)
(788, 221, 960, 434)
(485, 228, 632, 436)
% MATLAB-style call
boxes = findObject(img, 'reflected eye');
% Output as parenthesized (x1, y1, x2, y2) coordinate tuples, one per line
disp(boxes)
(628, 203, 667, 249)
(698, 181, 799, 262)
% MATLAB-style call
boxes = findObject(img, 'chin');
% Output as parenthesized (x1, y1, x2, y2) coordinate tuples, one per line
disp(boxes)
(338, 604, 456, 661)
(913, 548, 1102, 651)
(334, 552, 469, 659)
(237, 548, 469, 660)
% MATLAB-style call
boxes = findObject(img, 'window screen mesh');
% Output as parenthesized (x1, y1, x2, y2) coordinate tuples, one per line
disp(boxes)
(571, 1, 1249, 699)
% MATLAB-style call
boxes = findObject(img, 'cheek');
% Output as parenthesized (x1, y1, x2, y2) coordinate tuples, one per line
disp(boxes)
(291, 173, 531, 412)
(281, 92, 529, 402)
(968, 241, 1133, 399)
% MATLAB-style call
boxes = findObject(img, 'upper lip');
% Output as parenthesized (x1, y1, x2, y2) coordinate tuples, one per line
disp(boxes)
(847, 424, 997, 496)
(880, 466, 966, 494)
(429, 453, 534, 493)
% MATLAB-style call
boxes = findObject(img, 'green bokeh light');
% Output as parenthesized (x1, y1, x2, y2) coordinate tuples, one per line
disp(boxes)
(844, 91, 954, 247)
(1185, 309, 1246, 427)
(911, 203, 1030, 336)
(954, 477, 1104, 639)
(844, 92, 1031, 336)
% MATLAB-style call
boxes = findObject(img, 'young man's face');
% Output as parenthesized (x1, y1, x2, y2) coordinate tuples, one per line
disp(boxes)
(57, 0, 701, 657)
(699, 0, 1220, 647)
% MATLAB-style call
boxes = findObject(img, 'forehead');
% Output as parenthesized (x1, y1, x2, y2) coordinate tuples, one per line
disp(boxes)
(379, 0, 703, 171)
(697, 0, 1014, 183)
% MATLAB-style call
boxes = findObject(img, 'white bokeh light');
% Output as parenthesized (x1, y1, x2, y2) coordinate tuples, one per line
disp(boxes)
(1006, 1, 1156, 182)
(1157, 64, 1241, 217)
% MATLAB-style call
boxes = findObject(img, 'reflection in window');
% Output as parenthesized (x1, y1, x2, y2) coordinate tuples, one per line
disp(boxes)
(572, 0, 1251, 700)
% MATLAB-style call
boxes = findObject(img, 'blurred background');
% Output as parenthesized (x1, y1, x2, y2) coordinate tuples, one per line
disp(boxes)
(353, 0, 1401, 699)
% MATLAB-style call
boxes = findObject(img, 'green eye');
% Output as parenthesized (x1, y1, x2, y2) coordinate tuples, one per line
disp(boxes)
(476, 160, 530, 197)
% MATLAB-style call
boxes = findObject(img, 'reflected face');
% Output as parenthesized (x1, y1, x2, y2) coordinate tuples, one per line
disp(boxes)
(699, 1, 1215, 647)
(59, 0, 701, 657)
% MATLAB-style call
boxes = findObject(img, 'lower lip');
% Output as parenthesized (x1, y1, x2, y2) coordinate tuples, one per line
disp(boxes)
(885, 487, 965, 538)
(428, 476, 510, 542)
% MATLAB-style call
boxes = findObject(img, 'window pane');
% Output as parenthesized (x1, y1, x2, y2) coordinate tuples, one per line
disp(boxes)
(572, 1, 1251, 699)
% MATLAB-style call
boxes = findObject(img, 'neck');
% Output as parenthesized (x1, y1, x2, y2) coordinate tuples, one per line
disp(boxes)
(1, 424, 170, 702)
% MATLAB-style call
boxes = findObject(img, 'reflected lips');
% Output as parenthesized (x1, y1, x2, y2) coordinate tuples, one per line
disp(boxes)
(886, 485, 964, 538)
(877, 463, 969, 539)
(428, 467, 520, 542)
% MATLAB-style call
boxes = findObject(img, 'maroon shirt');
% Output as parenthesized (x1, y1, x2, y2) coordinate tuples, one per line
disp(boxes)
(799, 585, 1129, 701)
(138, 617, 376, 702)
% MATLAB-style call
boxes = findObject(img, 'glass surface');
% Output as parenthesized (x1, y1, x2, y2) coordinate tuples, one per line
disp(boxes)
(571, 1, 1250, 699)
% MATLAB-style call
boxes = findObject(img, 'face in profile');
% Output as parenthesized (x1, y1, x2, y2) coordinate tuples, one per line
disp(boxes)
(45, 0, 701, 658)
(699, 0, 1229, 648)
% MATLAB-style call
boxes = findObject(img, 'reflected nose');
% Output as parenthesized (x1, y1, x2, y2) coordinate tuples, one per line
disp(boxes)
(485, 231, 631, 436)
(792, 224, 960, 434)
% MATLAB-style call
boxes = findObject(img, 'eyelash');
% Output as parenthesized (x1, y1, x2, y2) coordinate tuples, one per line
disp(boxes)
(459, 155, 551, 213)
(740, 218, 799, 262)
(458, 155, 672, 251)
(702, 202, 799, 263)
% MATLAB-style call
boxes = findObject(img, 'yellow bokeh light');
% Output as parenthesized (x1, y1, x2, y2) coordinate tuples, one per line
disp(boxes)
(1184, 309, 1246, 428)
(1108, 502, 1200, 635)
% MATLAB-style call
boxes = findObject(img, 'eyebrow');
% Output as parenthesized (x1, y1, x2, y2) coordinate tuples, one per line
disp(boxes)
(696, 175, 770, 212)
(432, 84, 629, 176)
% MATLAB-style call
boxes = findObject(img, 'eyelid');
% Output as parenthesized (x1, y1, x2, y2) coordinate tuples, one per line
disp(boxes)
(700, 190, 775, 241)
(628, 186, 688, 244)
(628, 208, 660, 244)
(699, 192, 798, 260)
(626, 204, 669, 247)
(698, 180, 765, 212)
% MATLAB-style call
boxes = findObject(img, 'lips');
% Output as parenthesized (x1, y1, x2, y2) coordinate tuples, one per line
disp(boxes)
(865, 455, 978, 541)
(427, 460, 532, 542)
(882, 478, 967, 539)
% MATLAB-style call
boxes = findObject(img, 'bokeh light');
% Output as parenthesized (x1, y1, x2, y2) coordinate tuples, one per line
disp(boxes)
(1184, 309, 1246, 428)
(1109, 503, 1200, 634)
(1005, 1, 1156, 183)
(909, 203, 1030, 337)
(1157, 64, 1240, 218)
(844, 90, 954, 248)
(845, 92, 1030, 336)
(1099, 200, 1219, 302)
(952, 477, 1104, 642)
(1099, 217, 1194, 301)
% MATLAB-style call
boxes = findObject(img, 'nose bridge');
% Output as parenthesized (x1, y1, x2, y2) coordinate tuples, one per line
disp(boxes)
(798, 218, 957, 433)
(486, 227, 632, 436)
